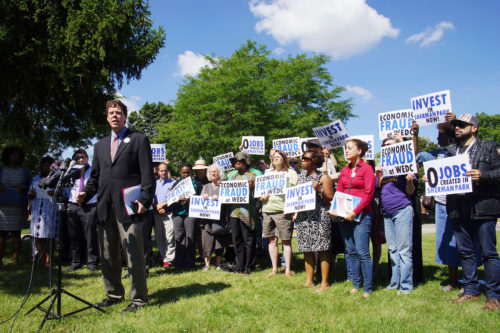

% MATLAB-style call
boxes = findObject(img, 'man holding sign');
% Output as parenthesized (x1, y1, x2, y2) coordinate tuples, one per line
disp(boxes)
(444, 114, 500, 310)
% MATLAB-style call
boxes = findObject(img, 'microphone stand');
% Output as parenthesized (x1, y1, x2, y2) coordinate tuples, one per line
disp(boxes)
(26, 166, 105, 330)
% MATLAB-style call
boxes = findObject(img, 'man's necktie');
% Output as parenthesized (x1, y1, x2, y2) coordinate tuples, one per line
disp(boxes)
(110, 135, 119, 161)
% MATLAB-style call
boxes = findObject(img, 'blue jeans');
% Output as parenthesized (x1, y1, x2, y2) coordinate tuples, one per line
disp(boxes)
(339, 213, 373, 293)
(384, 205, 414, 292)
(452, 218, 500, 299)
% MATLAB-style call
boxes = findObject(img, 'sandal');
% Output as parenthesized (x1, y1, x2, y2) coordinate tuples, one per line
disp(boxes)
(315, 286, 330, 293)
(285, 271, 294, 278)
(266, 270, 278, 278)
(348, 288, 359, 295)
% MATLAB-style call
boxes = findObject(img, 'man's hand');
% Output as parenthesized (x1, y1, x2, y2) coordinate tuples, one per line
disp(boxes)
(411, 121, 419, 137)
(406, 172, 415, 182)
(133, 200, 147, 214)
(445, 111, 456, 122)
(259, 194, 270, 202)
(76, 192, 86, 204)
(466, 169, 482, 181)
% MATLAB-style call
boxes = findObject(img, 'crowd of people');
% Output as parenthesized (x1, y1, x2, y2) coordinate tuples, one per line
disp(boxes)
(0, 100, 498, 313)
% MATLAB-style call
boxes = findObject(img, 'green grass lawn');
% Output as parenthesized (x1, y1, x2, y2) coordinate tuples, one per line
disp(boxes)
(1, 232, 499, 332)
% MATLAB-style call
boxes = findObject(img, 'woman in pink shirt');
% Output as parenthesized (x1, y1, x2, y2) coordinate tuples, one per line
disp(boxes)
(331, 139, 375, 297)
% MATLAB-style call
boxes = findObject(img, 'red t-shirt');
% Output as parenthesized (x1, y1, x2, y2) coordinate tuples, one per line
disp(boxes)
(336, 160, 375, 215)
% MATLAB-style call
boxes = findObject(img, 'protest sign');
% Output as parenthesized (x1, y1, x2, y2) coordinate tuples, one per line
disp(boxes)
(166, 177, 196, 205)
(241, 136, 265, 155)
(343, 135, 374, 160)
(213, 152, 234, 172)
(312, 120, 349, 149)
(219, 180, 249, 204)
(254, 172, 287, 198)
(298, 137, 316, 156)
(330, 192, 362, 222)
(424, 155, 472, 196)
(381, 141, 417, 177)
(273, 137, 300, 157)
(150, 144, 166, 162)
(188, 195, 221, 220)
(378, 109, 414, 140)
(284, 182, 316, 214)
(411, 90, 452, 126)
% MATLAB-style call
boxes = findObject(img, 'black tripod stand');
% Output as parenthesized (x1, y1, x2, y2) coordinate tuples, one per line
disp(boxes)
(25, 165, 105, 330)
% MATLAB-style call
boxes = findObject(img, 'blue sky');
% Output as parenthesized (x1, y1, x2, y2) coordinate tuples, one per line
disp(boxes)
(113, 0, 499, 157)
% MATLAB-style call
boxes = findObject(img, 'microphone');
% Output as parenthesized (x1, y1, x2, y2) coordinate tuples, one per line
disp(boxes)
(62, 163, 90, 182)
(37, 158, 73, 189)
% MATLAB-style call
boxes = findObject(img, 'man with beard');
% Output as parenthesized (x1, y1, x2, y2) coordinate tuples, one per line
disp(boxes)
(445, 113, 500, 310)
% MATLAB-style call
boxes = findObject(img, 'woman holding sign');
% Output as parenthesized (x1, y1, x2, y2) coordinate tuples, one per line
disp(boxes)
(260, 150, 298, 277)
(293, 148, 333, 292)
(171, 163, 202, 269)
(228, 152, 258, 275)
(200, 164, 230, 271)
(375, 137, 416, 295)
(332, 139, 375, 298)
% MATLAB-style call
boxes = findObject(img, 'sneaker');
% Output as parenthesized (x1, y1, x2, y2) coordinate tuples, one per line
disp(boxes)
(483, 298, 500, 311)
(449, 294, 480, 304)
(202, 266, 210, 272)
(215, 266, 222, 271)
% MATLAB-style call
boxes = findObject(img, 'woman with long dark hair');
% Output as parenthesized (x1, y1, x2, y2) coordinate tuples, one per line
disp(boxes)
(331, 139, 375, 298)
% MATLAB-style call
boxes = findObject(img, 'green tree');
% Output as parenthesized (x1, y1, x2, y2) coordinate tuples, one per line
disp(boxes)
(476, 112, 500, 143)
(128, 102, 173, 143)
(0, 0, 165, 168)
(160, 41, 354, 168)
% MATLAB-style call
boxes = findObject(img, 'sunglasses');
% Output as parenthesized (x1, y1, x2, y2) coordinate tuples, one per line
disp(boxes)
(302, 156, 312, 162)
(454, 121, 470, 129)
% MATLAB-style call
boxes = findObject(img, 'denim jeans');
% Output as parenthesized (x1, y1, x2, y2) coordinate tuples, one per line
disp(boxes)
(452, 218, 500, 299)
(339, 213, 373, 293)
(384, 205, 414, 292)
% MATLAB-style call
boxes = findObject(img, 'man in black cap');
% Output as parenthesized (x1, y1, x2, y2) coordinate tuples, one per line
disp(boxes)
(446, 113, 500, 310)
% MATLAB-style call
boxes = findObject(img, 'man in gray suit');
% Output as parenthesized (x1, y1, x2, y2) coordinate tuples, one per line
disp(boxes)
(77, 99, 155, 314)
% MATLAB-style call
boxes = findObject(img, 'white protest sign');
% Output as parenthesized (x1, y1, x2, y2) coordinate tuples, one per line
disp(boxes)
(381, 141, 417, 177)
(411, 90, 452, 126)
(378, 109, 414, 140)
(166, 177, 196, 205)
(272, 137, 300, 157)
(343, 135, 375, 160)
(424, 155, 472, 196)
(330, 192, 362, 222)
(312, 120, 349, 149)
(219, 180, 249, 204)
(188, 195, 221, 220)
(254, 172, 287, 198)
(284, 182, 316, 214)
(150, 144, 166, 162)
(241, 136, 265, 155)
(213, 152, 234, 172)
(298, 137, 316, 156)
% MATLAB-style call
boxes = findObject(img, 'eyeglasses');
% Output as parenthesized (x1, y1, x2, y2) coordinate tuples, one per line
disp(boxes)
(454, 121, 470, 129)
(302, 156, 312, 162)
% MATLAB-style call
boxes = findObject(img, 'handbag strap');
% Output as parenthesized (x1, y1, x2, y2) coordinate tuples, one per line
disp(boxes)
(347, 165, 359, 194)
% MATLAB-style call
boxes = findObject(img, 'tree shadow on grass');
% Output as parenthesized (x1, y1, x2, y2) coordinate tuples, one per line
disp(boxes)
(148, 282, 231, 306)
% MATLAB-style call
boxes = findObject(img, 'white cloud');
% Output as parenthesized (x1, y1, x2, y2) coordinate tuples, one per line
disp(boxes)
(273, 47, 285, 55)
(175, 50, 212, 77)
(406, 21, 454, 47)
(249, 0, 399, 60)
(116, 92, 141, 112)
(345, 85, 373, 102)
